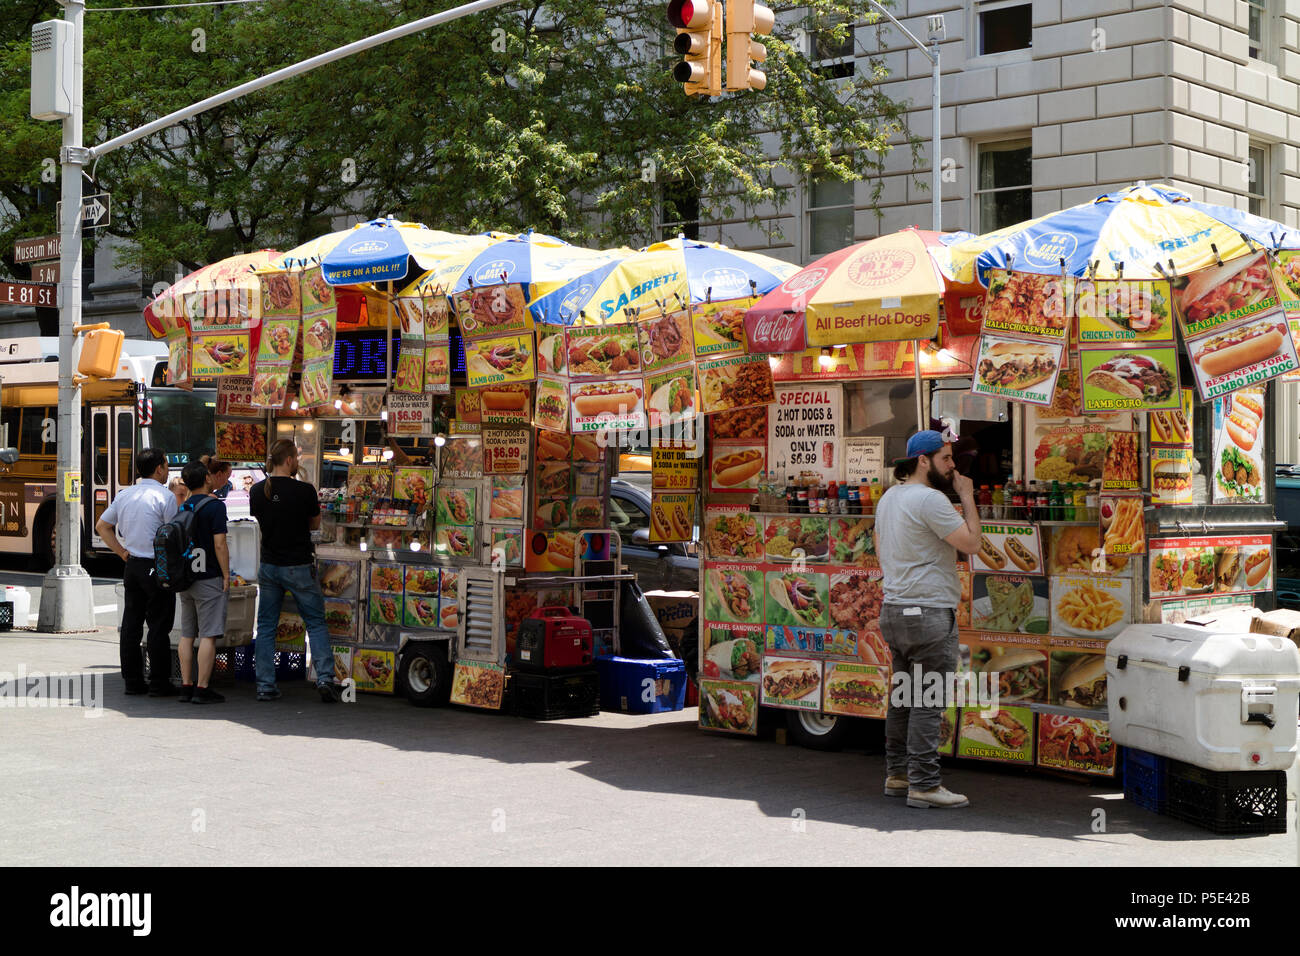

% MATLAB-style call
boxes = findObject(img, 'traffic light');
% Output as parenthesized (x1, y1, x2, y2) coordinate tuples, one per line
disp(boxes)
(725, 0, 773, 91)
(668, 0, 721, 96)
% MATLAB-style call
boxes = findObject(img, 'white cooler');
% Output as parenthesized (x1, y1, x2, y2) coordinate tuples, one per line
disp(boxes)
(1106, 623, 1300, 772)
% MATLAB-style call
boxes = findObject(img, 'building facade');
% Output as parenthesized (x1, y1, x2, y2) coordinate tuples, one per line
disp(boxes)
(712, 0, 1300, 264)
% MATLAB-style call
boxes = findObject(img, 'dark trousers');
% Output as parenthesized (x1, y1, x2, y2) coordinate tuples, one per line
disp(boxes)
(120, 556, 175, 687)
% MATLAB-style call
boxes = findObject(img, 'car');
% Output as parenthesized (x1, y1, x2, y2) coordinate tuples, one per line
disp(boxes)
(609, 478, 700, 676)
(1275, 464, 1300, 611)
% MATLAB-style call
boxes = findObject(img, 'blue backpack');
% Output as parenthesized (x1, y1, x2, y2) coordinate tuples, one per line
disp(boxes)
(153, 496, 214, 592)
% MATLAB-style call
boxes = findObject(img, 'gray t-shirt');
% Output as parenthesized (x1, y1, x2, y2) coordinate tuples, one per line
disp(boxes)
(875, 482, 965, 608)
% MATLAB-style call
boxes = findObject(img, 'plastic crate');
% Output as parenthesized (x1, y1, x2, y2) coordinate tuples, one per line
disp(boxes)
(509, 669, 600, 720)
(0, 601, 12, 631)
(1122, 747, 1167, 814)
(595, 656, 687, 714)
(232, 640, 306, 682)
(1165, 759, 1288, 835)
(142, 644, 236, 685)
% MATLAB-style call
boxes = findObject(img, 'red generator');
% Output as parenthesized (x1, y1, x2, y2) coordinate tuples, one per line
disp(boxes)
(515, 607, 594, 672)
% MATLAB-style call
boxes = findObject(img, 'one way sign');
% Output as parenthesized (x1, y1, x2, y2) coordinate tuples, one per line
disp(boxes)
(55, 192, 111, 231)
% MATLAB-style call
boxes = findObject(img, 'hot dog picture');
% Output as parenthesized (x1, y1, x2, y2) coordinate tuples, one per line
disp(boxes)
(711, 447, 763, 488)
(1225, 389, 1263, 451)
(1004, 537, 1039, 572)
(1243, 548, 1272, 588)
(1192, 319, 1288, 377)
(978, 535, 1006, 570)
(571, 381, 643, 417)
(1175, 252, 1278, 330)
(480, 386, 530, 411)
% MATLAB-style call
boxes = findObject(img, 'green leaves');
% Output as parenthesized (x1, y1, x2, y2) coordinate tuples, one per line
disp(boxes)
(1, 0, 916, 279)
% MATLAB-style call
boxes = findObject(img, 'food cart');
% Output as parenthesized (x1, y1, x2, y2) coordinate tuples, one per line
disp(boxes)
(695, 197, 1296, 785)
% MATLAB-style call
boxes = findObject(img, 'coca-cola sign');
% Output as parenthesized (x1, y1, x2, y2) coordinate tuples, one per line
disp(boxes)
(743, 308, 807, 353)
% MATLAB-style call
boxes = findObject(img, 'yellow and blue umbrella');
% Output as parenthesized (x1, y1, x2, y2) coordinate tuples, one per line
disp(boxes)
(396, 231, 627, 303)
(274, 218, 493, 286)
(950, 182, 1300, 285)
(528, 237, 800, 325)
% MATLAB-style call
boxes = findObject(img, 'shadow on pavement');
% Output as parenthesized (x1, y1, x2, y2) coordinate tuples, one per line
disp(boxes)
(70, 668, 1249, 845)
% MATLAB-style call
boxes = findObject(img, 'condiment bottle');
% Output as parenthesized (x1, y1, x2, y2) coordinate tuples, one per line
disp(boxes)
(870, 478, 883, 511)
(1073, 483, 1088, 521)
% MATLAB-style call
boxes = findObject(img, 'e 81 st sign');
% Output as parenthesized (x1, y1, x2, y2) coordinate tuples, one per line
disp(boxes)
(0, 282, 55, 308)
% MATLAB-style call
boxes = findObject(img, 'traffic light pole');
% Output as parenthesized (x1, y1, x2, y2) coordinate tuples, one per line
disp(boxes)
(865, 0, 942, 435)
(38, 0, 94, 632)
(36, 0, 522, 631)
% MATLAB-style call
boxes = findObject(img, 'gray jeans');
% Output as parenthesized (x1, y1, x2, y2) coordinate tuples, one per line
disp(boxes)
(879, 603, 958, 790)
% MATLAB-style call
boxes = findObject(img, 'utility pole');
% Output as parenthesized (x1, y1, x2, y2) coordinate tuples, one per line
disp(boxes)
(33, 0, 521, 630)
(38, 0, 93, 631)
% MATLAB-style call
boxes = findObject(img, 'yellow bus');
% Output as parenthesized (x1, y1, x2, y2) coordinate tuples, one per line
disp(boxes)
(0, 337, 217, 567)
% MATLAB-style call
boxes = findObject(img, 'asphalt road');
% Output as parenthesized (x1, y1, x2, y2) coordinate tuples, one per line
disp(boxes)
(0, 630, 1295, 867)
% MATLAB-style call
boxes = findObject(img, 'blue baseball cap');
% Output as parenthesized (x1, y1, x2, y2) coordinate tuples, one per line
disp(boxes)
(904, 429, 947, 459)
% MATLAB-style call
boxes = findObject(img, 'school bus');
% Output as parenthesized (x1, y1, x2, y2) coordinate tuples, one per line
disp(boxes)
(0, 337, 217, 566)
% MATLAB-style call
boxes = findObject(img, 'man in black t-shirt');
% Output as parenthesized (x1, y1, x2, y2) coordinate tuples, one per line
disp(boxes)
(250, 439, 339, 703)
(176, 461, 230, 704)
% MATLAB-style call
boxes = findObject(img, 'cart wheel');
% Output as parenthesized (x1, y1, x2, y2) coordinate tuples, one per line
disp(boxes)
(785, 709, 853, 751)
(399, 642, 451, 707)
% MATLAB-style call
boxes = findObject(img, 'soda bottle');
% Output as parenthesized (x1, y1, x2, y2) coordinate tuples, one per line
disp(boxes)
(992, 484, 1004, 520)
(1050, 481, 1063, 521)
(1073, 483, 1088, 521)
(1010, 481, 1025, 521)
(977, 484, 992, 518)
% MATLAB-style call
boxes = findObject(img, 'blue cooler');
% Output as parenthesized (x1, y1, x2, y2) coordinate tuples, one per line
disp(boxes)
(596, 657, 687, 714)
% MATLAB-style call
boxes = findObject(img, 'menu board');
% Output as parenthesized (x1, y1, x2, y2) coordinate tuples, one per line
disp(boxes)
(450, 660, 506, 710)
(844, 437, 885, 485)
(1079, 346, 1181, 412)
(391, 467, 433, 511)
(1211, 385, 1266, 503)
(387, 392, 430, 436)
(1049, 573, 1130, 639)
(1150, 388, 1194, 506)
(1174, 251, 1298, 398)
(478, 383, 532, 426)
(453, 284, 531, 338)
(708, 442, 764, 495)
(638, 309, 695, 372)
(651, 443, 701, 491)
(761, 655, 823, 710)
(482, 428, 529, 474)
(982, 271, 1071, 341)
(645, 364, 697, 431)
(957, 705, 1036, 764)
(1100, 430, 1141, 491)
(440, 436, 483, 478)
(1099, 493, 1145, 557)
(569, 379, 646, 433)
(1148, 535, 1273, 600)
(973, 521, 1043, 575)
(970, 333, 1064, 407)
(533, 374, 569, 432)
(767, 383, 842, 486)
(424, 292, 451, 394)
(214, 420, 267, 462)
(1037, 713, 1115, 776)
(698, 679, 759, 735)
(649, 493, 696, 542)
(971, 573, 1049, 634)
(1075, 279, 1176, 344)
(692, 300, 749, 358)
(299, 266, 337, 408)
(1158, 592, 1255, 624)
(703, 506, 763, 563)
(465, 332, 536, 389)
(697, 353, 777, 415)
(822, 661, 889, 718)
(352, 648, 396, 694)
(394, 294, 424, 393)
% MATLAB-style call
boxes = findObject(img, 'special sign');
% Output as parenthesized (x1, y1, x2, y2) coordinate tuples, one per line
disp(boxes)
(767, 384, 843, 485)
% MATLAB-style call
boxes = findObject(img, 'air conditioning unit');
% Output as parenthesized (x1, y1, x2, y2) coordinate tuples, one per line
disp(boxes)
(31, 20, 74, 121)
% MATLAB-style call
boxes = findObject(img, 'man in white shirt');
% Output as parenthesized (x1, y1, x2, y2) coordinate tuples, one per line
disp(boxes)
(96, 448, 179, 696)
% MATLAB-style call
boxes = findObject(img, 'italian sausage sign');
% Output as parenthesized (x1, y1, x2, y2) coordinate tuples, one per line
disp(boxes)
(767, 384, 843, 486)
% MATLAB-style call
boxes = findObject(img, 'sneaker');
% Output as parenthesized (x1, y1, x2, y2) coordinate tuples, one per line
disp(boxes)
(148, 683, 179, 697)
(317, 680, 342, 703)
(906, 786, 970, 809)
(178, 684, 194, 703)
(192, 686, 225, 704)
(256, 687, 282, 702)
(884, 775, 910, 797)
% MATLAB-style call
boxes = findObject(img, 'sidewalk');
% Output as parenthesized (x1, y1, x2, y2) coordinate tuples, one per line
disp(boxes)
(1, 632, 1294, 866)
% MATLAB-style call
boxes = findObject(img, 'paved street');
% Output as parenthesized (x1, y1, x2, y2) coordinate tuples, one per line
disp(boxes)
(0, 629, 1294, 867)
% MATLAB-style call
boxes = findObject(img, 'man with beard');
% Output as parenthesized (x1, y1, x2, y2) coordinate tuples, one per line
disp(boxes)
(873, 431, 982, 809)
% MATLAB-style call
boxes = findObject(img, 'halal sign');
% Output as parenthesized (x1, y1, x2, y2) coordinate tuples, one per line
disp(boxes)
(843, 250, 915, 288)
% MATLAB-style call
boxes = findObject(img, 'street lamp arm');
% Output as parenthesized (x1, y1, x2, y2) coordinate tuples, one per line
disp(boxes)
(864, 0, 935, 62)
(89, 0, 522, 160)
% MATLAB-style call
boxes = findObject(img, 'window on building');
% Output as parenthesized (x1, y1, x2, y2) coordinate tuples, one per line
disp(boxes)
(1248, 144, 1268, 217)
(976, 0, 1032, 56)
(1247, 0, 1269, 61)
(806, 170, 855, 258)
(975, 139, 1032, 233)
(812, 17, 854, 79)
(659, 179, 700, 241)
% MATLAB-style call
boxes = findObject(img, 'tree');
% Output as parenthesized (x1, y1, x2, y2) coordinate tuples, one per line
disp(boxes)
(0, 0, 919, 278)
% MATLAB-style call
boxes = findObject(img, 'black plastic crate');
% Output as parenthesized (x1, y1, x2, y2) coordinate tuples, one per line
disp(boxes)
(142, 644, 237, 685)
(508, 669, 600, 720)
(1165, 759, 1288, 835)
(1121, 747, 1167, 815)
(0, 601, 12, 631)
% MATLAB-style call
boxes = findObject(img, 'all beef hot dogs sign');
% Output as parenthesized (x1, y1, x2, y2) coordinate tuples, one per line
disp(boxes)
(768, 385, 843, 486)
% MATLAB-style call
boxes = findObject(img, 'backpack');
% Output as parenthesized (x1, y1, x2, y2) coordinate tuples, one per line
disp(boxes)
(153, 496, 215, 592)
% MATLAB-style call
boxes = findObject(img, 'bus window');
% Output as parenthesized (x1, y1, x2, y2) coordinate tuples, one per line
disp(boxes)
(147, 388, 216, 463)
(117, 410, 134, 484)
(20, 407, 50, 457)
(93, 412, 109, 485)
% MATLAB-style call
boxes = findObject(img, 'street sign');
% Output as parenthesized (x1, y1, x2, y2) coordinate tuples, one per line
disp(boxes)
(31, 261, 59, 284)
(55, 192, 111, 231)
(0, 282, 57, 308)
(13, 235, 60, 263)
